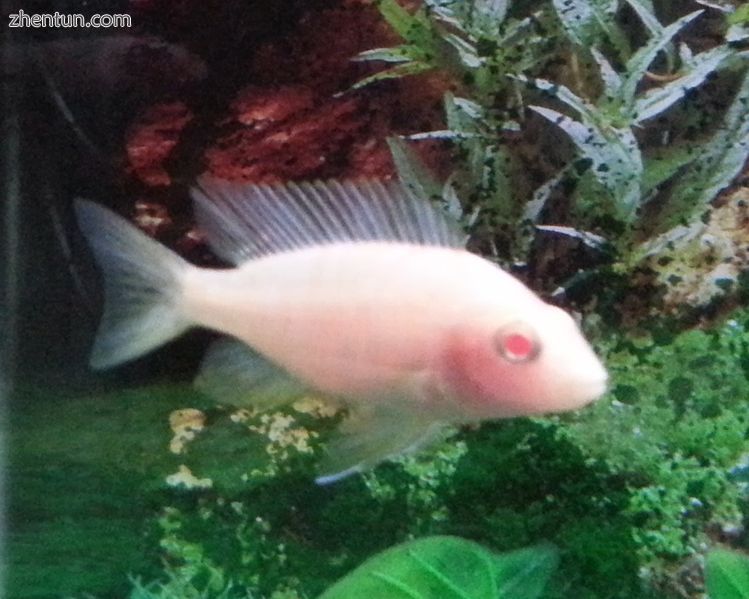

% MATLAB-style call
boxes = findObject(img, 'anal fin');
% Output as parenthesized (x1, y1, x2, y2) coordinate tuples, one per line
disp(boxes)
(195, 338, 308, 410)
(315, 405, 443, 485)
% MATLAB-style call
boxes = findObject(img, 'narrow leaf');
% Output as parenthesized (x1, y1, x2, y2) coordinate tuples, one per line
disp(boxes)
(518, 76, 603, 127)
(621, 10, 704, 107)
(624, 0, 664, 36)
(352, 61, 434, 89)
(633, 45, 734, 123)
(387, 136, 443, 201)
(536, 225, 609, 250)
(530, 105, 643, 221)
(727, 24, 749, 43)
(695, 0, 732, 14)
(641, 145, 697, 193)
(444, 93, 485, 133)
(354, 46, 418, 64)
(552, 0, 619, 47)
(405, 130, 479, 141)
(441, 32, 483, 68)
(523, 166, 572, 223)
(474, 0, 510, 22)
(590, 48, 622, 99)
(377, 0, 422, 40)
(632, 222, 704, 263)
(655, 67, 749, 231)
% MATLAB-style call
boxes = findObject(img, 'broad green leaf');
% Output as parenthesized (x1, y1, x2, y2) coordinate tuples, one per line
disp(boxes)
(493, 543, 560, 598)
(706, 549, 749, 599)
(317, 536, 559, 599)
(621, 10, 704, 108)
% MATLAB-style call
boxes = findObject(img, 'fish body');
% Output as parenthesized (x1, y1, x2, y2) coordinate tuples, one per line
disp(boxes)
(76, 179, 607, 482)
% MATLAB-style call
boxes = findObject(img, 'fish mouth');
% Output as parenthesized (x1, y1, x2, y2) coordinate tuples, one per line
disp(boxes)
(578, 373, 609, 404)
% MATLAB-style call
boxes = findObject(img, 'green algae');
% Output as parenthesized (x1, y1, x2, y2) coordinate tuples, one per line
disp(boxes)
(9, 310, 749, 598)
(7, 384, 209, 598)
(131, 309, 749, 598)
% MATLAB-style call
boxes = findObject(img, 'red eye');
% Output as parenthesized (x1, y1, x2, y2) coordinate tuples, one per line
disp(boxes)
(495, 323, 540, 363)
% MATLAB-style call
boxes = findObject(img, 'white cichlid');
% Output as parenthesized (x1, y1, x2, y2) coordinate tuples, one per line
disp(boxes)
(76, 178, 608, 483)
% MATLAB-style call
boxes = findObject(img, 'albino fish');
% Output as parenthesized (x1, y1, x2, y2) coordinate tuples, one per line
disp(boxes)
(75, 178, 607, 483)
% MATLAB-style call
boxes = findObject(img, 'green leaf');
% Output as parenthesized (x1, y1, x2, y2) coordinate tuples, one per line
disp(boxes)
(387, 136, 443, 201)
(654, 66, 749, 232)
(590, 48, 623, 100)
(352, 61, 434, 89)
(621, 10, 704, 108)
(529, 103, 642, 221)
(354, 46, 419, 64)
(536, 225, 609, 250)
(444, 93, 485, 133)
(442, 32, 483, 69)
(729, 4, 749, 26)
(518, 75, 605, 129)
(551, 0, 619, 48)
(706, 549, 749, 599)
(474, 0, 510, 23)
(493, 543, 560, 599)
(405, 130, 479, 141)
(641, 145, 696, 193)
(624, 0, 663, 36)
(523, 166, 571, 224)
(376, 0, 426, 41)
(317, 536, 559, 599)
(633, 45, 734, 124)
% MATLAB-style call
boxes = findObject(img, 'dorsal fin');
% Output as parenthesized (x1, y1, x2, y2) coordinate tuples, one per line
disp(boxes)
(190, 178, 465, 265)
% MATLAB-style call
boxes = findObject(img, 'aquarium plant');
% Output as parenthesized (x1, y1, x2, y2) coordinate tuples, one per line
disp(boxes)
(356, 0, 749, 281)
(706, 549, 749, 599)
(8, 1, 749, 599)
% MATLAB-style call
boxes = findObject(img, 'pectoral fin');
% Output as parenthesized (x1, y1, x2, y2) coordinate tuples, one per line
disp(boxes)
(195, 338, 308, 410)
(315, 405, 443, 485)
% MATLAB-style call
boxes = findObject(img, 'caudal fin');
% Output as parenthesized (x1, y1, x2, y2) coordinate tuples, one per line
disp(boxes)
(75, 199, 191, 369)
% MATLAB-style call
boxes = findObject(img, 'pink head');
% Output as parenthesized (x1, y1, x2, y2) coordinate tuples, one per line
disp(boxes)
(436, 302, 608, 420)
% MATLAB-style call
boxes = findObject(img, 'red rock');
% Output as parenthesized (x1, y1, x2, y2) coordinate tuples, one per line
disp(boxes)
(122, 0, 454, 250)
(125, 102, 193, 187)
